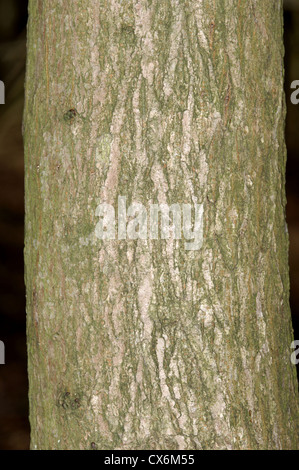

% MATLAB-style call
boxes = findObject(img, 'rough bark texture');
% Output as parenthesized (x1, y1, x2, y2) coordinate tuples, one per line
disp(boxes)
(24, 0, 299, 449)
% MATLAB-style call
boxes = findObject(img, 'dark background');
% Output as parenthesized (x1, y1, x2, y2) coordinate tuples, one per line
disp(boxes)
(0, 0, 298, 450)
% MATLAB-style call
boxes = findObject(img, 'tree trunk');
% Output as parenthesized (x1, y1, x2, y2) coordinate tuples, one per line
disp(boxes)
(24, 0, 299, 450)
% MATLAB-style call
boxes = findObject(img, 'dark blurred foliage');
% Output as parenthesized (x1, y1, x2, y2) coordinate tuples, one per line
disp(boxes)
(0, 0, 28, 450)
(285, 6, 299, 342)
(0, 0, 298, 451)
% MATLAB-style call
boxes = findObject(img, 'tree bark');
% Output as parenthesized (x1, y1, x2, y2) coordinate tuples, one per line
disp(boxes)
(24, 0, 299, 449)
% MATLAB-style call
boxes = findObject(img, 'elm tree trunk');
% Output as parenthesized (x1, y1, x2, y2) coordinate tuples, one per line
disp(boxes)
(24, 0, 299, 449)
